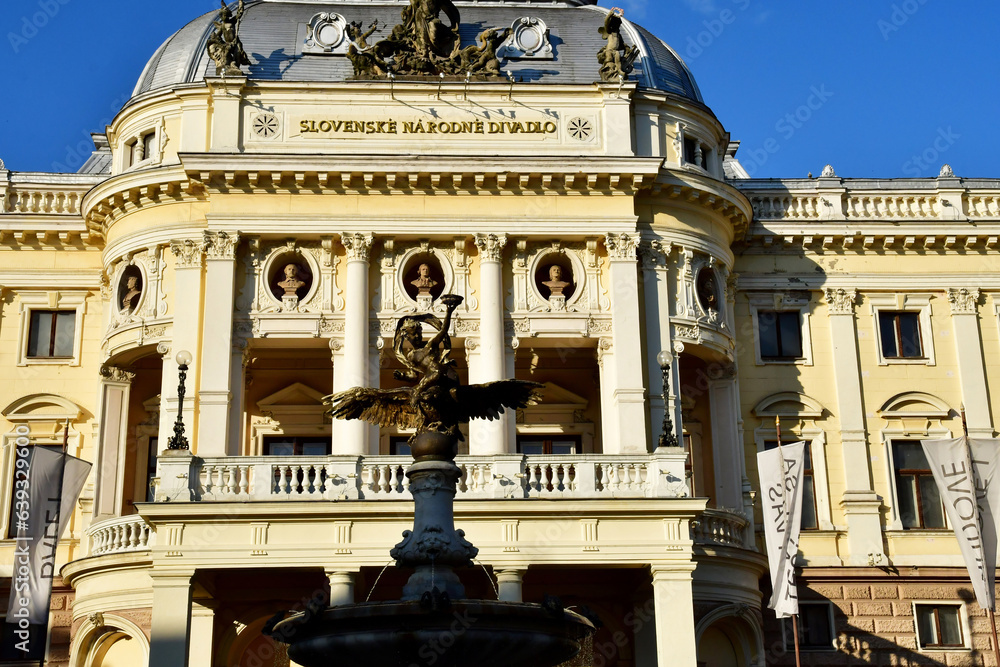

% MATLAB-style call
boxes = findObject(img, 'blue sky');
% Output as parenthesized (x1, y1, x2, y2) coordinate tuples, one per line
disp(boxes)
(0, 0, 995, 178)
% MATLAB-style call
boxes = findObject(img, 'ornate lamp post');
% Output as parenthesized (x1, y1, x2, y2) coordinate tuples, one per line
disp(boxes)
(656, 350, 679, 448)
(167, 350, 193, 451)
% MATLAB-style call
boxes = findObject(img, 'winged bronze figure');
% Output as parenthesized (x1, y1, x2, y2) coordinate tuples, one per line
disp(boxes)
(326, 294, 542, 446)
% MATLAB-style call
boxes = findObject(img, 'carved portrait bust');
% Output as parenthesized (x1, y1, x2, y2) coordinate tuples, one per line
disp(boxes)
(278, 263, 306, 297)
(410, 263, 439, 296)
(697, 268, 719, 313)
(121, 275, 142, 313)
(542, 264, 571, 297)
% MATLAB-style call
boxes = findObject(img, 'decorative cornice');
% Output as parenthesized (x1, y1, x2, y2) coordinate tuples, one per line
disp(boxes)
(475, 233, 508, 263)
(825, 288, 857, 315)
(604, 232, 640, 261)
(948, 287, 980, 315)
(341, 233, 374, 262)
(170, 239, 204, 269)
(204, 231, 240, 260)
(100, 364, 136, 384)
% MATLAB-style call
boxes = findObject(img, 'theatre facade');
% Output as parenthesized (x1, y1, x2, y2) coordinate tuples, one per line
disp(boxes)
(1, 1, 999, 665)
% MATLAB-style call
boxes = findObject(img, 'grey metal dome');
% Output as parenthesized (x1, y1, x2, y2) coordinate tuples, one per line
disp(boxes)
(133, 0, 702, 103)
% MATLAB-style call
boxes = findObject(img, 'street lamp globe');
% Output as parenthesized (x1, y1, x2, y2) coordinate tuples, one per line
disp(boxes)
(176, 350, 193, 366)
(656, 350, 672, 368)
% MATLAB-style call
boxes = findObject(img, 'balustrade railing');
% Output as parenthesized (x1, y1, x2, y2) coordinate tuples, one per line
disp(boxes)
(88, 515, 154, 556)
(158, 452, 689, 503)
(691, 509, 751, 550)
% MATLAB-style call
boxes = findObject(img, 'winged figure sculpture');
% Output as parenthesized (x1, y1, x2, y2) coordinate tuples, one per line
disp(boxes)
(326, 294, 542, 443)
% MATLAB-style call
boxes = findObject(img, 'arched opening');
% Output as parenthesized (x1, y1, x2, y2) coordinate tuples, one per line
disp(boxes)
(697, 625, 739, 667)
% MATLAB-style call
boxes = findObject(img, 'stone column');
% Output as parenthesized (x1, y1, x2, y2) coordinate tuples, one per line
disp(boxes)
(198, 231, 240, 456)
(326, 571, 357, 607)
(825, 288, 885, 564)
(93, 366, 135, 519)
(167, 240, 205, 451)
(708, 370, 744, 510)
(949, 289, 993, 438)
(334, 233, 374, 455)
(496, 569, 525, 602)
(641, 240, 683, 446)
(188, 601, 215, 667)
(650, 565, 697, 667)
(157, 342, 176, 448)
(470, 234, 509, 455)
(149, 571, 194, 667)
(605, 233, 649, 453)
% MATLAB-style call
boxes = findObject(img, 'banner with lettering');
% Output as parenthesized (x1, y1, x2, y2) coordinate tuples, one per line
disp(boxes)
(758, 441, 806, 618)
(2, 442, 91, 662)
(921, 437, 1000, 611)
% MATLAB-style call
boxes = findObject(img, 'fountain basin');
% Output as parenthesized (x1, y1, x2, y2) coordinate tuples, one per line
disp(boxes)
(273, 599, 595, 667)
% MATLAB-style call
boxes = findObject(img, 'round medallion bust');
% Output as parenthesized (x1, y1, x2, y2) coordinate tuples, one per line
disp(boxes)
(410, 431, 458, 462)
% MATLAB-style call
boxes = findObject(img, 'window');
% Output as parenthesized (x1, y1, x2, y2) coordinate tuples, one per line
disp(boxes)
(683, 137, 708, 170)
(142, 132, 156, 161)
(783, 602, 835, 651)
(264, 436, 330, 456)
(892, 441, 946, 529)
(390, 437, 412, 457)
(7, 445, 62, 538)
(27, 310, 76, 359)
(879, 311, 923, 359)
(765, 441, 819, 530)
(915, 604, 964, 649)
(517, 436, 580, 455)
(758, 311, 804, 360)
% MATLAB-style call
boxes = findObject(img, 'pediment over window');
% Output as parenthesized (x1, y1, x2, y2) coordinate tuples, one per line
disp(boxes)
(878, 392, 951, 419)
(752, 392, 825, 419)
(2, 393, 85, 422)
(257, 383, 326, 415)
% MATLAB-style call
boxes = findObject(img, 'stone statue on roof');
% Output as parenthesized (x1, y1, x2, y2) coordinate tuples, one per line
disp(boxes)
(598, 8, 639, 82)
(207, 0, 251, 76)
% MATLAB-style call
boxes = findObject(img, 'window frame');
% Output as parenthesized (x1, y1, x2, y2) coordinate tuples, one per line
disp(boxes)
(913, 602, 971, 651)
(16, 292, 88, 367)
(263, 435, 332, 457)
(516, 435, 581, 455)
(868, 294, 936, 366)
(747, 293, 814, 366)
(890, 440, 948, 530)
(753, 417, 833, 531)
(780, 601, 836, 652)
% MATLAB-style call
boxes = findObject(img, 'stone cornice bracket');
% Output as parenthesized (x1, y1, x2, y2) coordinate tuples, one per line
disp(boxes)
(604, 232, 640, 261)
(341, 232, 374, 262)
(157, 342, 172, 359)
(948, 287, 980, 315)
(170, 239, 205, 269)
(100, 364, 136, 384)
(824, 288, 858, 315)
(203, 231, 240, 260)
(475, 233, 508, 263)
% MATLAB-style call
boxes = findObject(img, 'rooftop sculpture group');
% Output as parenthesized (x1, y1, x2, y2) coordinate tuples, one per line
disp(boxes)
(208, 0, 251, 76)
(598, 7, 639, 82)
(347, 0, 511, 78)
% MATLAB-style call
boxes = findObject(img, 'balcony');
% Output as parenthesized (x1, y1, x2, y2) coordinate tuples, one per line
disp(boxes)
(154, 452, 692, 503)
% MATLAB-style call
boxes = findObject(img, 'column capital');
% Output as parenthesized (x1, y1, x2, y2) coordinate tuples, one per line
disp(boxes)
(475, 233, 508, 263)
(100, 364, 135, 384)
(824, 287, 857, 315)
(203, 231, 240, 260)
(604, 232, 640, 261)
(948, 287, 981, 315)
(638, 239, 671, 269)
(341, 232, 375, 262)
(170, 239, 205, 269)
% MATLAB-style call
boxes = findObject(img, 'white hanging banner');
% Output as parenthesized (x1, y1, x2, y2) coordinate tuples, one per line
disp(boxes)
(921, 437, 1000, 611)
(758, 441, 806, 618)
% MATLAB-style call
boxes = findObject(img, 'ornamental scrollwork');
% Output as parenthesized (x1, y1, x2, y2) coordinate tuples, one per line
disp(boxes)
(170, 239, 204, 269)
(604, 232, 640, 260)
(824, 288, 858, 315)
(100, 365, 136, 384)
(475, 233, 508, 263)
(948, 288, 980, 315)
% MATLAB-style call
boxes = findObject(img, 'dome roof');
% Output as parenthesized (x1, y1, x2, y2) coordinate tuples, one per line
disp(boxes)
(133, 0, 702, 103)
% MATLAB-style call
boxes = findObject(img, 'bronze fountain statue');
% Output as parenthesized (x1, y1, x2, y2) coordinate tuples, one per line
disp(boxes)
(268, 295, 595, 666)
